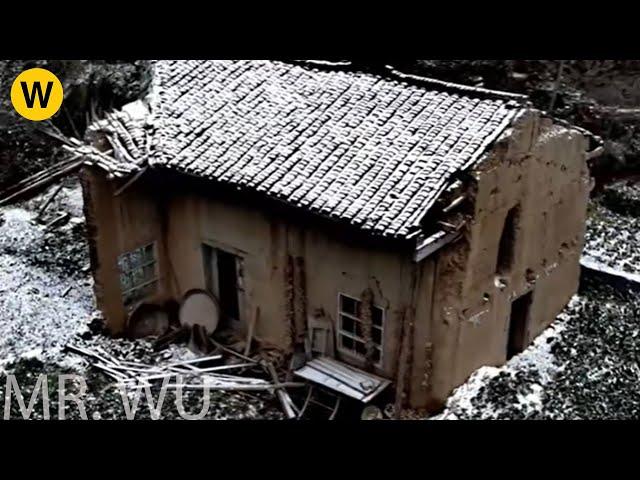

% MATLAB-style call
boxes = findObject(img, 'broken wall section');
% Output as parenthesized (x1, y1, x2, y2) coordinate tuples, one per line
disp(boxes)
(425, 110, 591, 408)
(81, 167, 172, 334)
(163, 191, 416, 377)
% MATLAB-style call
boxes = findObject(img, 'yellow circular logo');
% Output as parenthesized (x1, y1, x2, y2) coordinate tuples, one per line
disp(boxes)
(10, 68, 63, 121)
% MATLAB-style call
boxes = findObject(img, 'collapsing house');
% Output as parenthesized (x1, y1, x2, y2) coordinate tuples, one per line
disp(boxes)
(72, 60, 596, 411)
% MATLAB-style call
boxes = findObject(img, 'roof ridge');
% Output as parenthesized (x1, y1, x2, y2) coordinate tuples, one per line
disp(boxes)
(383, 65, 530, 104)
(289, 60, 530, 104)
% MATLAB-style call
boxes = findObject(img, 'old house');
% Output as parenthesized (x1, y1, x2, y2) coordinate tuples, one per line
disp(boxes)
(74, 60, 596, 411)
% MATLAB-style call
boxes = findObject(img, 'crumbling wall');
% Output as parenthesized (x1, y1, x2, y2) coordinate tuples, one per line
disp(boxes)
(425, 110, 591, 408)
(81, 168, 169, 333)
(154, 191, 414, 377)
(162, 194, 290, 348)
(287, 223, 414, 376)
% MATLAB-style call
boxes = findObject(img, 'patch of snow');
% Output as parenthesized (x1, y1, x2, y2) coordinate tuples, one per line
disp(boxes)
(434, 296, 573, 420)
(435, 366, 501, 419)
(0, 191, 95, 363)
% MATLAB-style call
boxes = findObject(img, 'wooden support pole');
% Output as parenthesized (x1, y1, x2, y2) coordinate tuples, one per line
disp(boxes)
(284, 254, 296, 349)
(244, 307, 259, 357)
(266, 362, 298, 419)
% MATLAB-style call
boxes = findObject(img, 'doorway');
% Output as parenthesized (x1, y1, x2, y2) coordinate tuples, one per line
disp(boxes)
(202, 244, 241, 329)
(507, 291, 533, 360)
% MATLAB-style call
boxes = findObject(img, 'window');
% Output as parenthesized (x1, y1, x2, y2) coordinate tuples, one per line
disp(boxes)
(496, 205, 520, 275)
(337, 293, 384, 365)
(118, 243, 158, 306)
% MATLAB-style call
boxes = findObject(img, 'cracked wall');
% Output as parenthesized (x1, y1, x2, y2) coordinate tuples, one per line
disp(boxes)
(83, 172, 415, 378)
(82, 109, 591, 412)
(421, 111, 591, 409)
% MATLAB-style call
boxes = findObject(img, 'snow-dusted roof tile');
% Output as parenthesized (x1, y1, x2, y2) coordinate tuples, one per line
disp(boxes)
(95, 60, 525, 238)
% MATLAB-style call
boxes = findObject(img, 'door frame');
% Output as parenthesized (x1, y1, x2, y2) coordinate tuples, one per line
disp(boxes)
(201, 239, 247, 329)
(506, 289, 534, 360)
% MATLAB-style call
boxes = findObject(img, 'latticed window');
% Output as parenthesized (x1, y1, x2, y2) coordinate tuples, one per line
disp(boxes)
(118, 243, 158, 306)
(337, 293, 384, 365)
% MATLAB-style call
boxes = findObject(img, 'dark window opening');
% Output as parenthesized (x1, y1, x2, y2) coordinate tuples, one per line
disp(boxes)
(507, 291, 533, 360)
(202, 244, 241, 328)
(217, 250, 240, 324)
(496, 205, 520, 275)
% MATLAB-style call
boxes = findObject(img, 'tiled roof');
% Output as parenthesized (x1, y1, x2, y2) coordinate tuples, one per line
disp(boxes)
(86, 60, 525, 239)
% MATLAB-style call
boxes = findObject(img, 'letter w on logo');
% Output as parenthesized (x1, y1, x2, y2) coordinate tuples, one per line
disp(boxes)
(20, 81, 53, 108)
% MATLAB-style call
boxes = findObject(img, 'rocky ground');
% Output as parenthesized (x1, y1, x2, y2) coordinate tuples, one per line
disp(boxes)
(583, 180, 640, 276)
(437, 182, 640, 420)
(438, 276, 640, 420)
(0, 180, 283, 420)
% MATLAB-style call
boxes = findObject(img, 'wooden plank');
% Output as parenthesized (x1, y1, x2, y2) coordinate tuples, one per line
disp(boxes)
(266, 362, 298, 419)
(163, 382, 305, 392)
(37, 183, 65, 218)
(0, 159, 83, 207)
(165, 354, 223, 368)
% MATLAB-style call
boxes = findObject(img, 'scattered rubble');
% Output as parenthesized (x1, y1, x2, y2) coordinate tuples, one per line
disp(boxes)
(0, 180, 381, 420)
(4, 171, 640, 420)
(0, 181, 284, 420)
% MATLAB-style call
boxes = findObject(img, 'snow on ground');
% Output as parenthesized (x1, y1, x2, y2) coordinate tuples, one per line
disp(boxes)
(584, 181, 640, 276)
(0, 181, 94, 368)
(436, 307, 568, 420)
(437, 278, 640, 420)
(0, 180, 283, 419)
(3, 177, 640, 420)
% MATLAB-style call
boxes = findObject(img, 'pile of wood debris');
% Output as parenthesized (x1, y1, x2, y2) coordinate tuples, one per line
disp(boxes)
(66, 339, 307, 418)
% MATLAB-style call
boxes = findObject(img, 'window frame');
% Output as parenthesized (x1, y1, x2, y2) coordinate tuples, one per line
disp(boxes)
(336, 292, 385, 367)
(118, 242, 159, 307)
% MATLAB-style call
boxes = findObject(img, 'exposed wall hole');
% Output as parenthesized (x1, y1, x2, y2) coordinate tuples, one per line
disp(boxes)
(525, 268, 536, 282)
(496, 205, 521, 275)
(559, 242, 570, 261)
